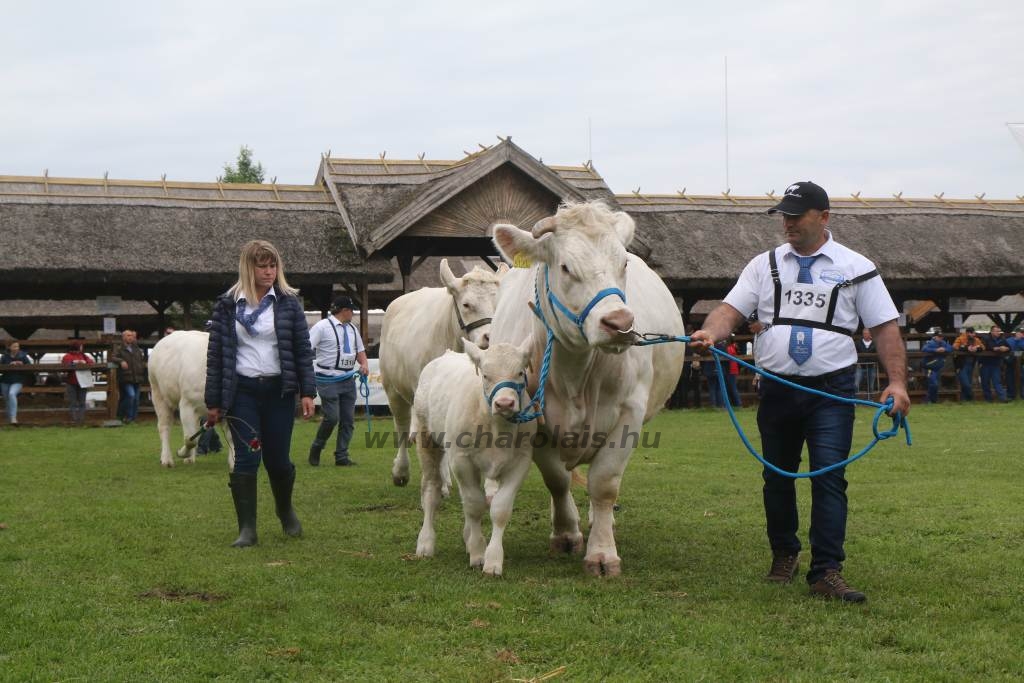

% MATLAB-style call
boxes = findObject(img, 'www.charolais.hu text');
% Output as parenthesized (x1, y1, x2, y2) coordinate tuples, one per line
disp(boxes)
(364, 425, 661, 450)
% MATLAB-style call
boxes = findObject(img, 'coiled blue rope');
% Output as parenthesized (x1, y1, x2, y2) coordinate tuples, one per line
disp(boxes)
(635, 333, 911, 478)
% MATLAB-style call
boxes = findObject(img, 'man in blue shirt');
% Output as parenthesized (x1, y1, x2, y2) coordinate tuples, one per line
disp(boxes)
(920, 328, 953, 404)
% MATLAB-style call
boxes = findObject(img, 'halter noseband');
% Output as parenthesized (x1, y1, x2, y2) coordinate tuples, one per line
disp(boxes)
(534, 265, 627, 342)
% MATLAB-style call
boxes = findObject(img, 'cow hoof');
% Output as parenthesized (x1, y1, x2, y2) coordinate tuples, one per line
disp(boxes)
(483, 564, 503, 577)
(469, 557, 484, 569)
(184, 456, 196, 465)
(160, 460, 174, 468)
(583, 554, 622, 577)
(393, 474, 409, 487)
(549, 534, 584, 555)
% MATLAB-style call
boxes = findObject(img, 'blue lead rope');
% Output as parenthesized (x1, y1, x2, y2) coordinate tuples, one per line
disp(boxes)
(357, 373, 371, 433)
(635, 334, 912, 479)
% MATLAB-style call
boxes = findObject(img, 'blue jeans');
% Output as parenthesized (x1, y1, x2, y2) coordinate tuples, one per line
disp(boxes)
(312, 378, 357, 461)
(979, 363, 1006, 402)
(724, 374, 741, 407)
(2, 382, 22, 422)
(757, 369, 855, 584)
(117, 383, 140, 421)
(957, 359, 975, 401)
(227, 375, 298, 476)
(925, 367, 942, 403)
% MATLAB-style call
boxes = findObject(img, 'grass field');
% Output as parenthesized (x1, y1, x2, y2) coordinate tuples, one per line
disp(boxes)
(1, 403, 1022, 682)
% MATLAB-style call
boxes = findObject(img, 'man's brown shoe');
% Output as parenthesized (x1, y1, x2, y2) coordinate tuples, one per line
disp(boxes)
(765, 554, 799, 583)
(809, 570, 867, 603)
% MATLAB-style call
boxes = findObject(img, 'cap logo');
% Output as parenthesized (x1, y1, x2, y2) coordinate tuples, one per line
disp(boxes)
(785, 184, 801, 196)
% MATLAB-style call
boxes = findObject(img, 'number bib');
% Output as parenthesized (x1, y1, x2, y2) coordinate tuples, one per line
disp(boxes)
(777, 282, 833, 325)
(338, 353, 357, 371)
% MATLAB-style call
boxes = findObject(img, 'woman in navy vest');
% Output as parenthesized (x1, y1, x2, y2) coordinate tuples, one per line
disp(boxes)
(205, 240, 316, 547)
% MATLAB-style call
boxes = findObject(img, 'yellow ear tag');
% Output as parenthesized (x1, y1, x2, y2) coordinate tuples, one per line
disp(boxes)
(512, 252, 532, 268)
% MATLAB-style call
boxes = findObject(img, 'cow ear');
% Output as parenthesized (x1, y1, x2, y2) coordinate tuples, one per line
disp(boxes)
(463, 338, 484, 367)
(517, 335, 534, 369)
(496, 262, 510, 276)
(493, 224, 549, 265)
(439, 258, 459, 292)
(612, 211, 635, 247)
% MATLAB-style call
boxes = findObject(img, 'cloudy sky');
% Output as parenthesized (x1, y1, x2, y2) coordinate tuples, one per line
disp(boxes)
(2, 1, 1022, 199)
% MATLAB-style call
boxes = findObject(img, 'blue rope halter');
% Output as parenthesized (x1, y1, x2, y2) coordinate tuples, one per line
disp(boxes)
(634, 333, 912, 478)
(484, 372, 529, 415)
(510, 265, 627, 424)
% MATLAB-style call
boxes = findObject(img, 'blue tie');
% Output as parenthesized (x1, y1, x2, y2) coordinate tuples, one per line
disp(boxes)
(788, 255, 820, 365)
(341, 322, 351, 354)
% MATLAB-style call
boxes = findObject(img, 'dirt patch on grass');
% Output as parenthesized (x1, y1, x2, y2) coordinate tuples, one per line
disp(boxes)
(138, 588, 227, 603)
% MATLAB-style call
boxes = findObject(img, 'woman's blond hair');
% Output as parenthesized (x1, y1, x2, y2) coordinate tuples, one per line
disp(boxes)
(228, 240, 299, 303)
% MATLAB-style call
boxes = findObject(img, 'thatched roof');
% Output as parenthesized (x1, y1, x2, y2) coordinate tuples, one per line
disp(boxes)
(317, 138, 623, 256)
(0, 175, 394, 302)
(619, 193, 1024, 302)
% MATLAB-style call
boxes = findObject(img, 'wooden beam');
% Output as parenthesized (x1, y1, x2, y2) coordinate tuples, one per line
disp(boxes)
(359, 281, 370, 344)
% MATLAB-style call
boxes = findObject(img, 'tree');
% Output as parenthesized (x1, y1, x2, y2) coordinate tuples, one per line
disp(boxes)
(219, 145, 265, 184)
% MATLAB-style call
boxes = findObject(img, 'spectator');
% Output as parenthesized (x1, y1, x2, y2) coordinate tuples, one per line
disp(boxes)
(724, 336, 742, 407)
(112, 329, 147, 424)
(163, 326, 176, 337)
(62, 340, 95, 425)
(1009, 328, 1024, 399)
(1, 340, 33, 426)
(920, 327, 953, 404)
(952, 327, 983, 401)
(700, 347, 725, 408)
(979, 326, 1010, 402)
(854, 328, 877, 396)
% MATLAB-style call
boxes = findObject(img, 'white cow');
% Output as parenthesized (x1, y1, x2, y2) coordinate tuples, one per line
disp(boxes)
(490, 200, 685, 576)
(380, 259, 507, 488)
(149, 331, 235, 469)
(412, 339, 536, 576)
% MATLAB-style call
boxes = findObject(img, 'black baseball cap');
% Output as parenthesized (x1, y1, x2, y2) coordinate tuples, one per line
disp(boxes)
(330, 295, 356, 312)
(768, 181, 830, 215)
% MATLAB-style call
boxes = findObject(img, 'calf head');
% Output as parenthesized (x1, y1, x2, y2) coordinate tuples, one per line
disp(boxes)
(493, 201, 635, 351)
(440, 258, 508, 349)
(464, 337, 533, 420)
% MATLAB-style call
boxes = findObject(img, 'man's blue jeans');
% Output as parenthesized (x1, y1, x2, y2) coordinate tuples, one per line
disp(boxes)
(118, 383, 140, 421)
(312, 378, 357, 462)
(979, 363, 1006, 402)
(757, 368, 855, 584)
(2, 382, 22, 422)
(957, 359, 975, 401)
(227, 375, 297, 476)
(925, 367, 942, 403)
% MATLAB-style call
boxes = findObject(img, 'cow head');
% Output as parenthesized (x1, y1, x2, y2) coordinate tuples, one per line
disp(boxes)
(440, 258, 506, 349)
(492, 201, 635, 351)
(464, 336, 534, 420)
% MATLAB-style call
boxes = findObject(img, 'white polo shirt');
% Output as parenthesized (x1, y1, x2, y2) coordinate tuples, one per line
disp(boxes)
(309, 315, 365, 377)
(723, 231, 897, 376)
(234, 288, 281, 378)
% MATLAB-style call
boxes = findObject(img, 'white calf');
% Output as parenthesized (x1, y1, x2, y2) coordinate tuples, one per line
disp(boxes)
(412, 338, 535, 576)
(149, 331, 235, 469)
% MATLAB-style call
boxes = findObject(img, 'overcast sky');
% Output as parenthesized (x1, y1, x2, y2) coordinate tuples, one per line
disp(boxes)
(2, 1, 1022, 199)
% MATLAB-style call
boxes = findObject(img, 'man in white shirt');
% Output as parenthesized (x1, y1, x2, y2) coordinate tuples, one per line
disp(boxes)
(307, 296, 369, 466)
(692, 181, 910, 603)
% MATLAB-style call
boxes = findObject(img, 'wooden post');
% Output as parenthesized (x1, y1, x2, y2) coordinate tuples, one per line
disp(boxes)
(182, 299, 192, 330)
(359, 281, 370, 345)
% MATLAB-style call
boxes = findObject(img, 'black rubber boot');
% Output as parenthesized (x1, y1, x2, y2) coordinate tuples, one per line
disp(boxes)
(228, 472, 259, 547)
(308, 442, 322, 466)
(268, 466, 302, 538)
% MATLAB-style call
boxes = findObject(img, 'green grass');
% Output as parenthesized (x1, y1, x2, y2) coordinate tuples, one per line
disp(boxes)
(1, 404, 1022, 682)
